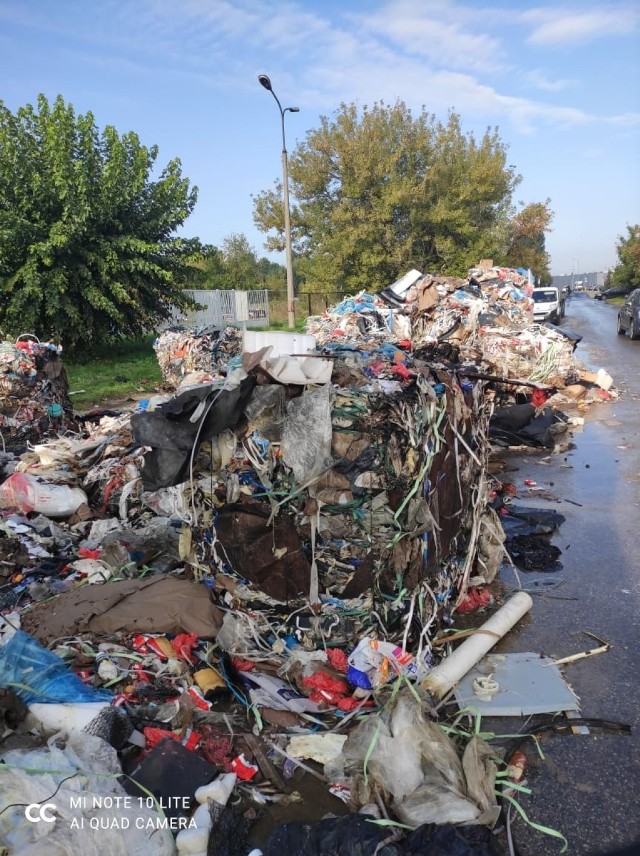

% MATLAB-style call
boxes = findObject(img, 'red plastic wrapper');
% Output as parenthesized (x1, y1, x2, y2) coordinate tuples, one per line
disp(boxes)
(303, 672, 349, 696)
(307, 689, 344, 706)
(186, 686, 211, 710)
(78, 547, 101, 559)
(303, 671, 350, 705)
(390, 363, 411, 380)
(171, 632, 198, 664)
(143, 726, 201, 752)
(75, 669, 93, 684)
(337, 696, 375, 712)
(132, 634, 152, 655)
(131, 634, 173, 660)
(231, 753, 258, 781)
(230, 656, 255, 672)
(456, 587, 494, 614)
(530, 388, 549, 408)
(327, 648, 349, 673)
(133, 663, 152, 683)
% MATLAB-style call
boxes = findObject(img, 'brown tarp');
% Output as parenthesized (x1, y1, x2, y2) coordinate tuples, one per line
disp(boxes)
(21, 577, 224, 645)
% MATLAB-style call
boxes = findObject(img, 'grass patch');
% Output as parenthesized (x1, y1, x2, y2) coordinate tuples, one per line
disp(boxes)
(64, 321, 309, 410)
(248, 320, 308, 333)
(65, 335, 162, 410)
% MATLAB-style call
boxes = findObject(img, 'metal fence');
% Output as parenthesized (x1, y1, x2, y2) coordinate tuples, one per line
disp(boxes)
(164, 289, 270, 329)
(268, 291, 343, 323)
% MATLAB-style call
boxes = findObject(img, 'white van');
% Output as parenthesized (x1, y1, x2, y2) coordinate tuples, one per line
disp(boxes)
(532, 287, 565, 324)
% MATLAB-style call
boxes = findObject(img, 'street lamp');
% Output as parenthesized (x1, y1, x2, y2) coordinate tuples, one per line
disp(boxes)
(258, 74, 299, 330)
(572, 258, 579, 290)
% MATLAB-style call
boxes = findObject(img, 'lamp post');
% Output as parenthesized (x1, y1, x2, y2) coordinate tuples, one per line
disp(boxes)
(572, 258, 579, 291)
(258, 74, 299, 330)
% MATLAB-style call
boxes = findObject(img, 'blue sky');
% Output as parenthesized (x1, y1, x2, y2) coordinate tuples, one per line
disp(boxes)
(1, 0, 638, 277)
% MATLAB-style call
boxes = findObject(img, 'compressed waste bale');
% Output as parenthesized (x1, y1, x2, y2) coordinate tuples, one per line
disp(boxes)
(0, 338, 74, 449)
(154, 327, 243, 390)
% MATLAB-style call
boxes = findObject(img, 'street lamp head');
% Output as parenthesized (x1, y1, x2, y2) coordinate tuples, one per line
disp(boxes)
(258, 74, 272, 91)
(288, 107, 300, 113)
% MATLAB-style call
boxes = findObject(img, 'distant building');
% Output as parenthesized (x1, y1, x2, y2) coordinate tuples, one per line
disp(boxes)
(552, 271, 607, 290)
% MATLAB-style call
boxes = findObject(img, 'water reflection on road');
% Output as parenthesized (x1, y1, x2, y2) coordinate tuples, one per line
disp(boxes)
(489, 294, 640, 856)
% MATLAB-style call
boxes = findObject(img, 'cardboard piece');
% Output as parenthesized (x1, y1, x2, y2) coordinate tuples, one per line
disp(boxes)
(579, 368, 613, 391)
(417, 286, 440, 312)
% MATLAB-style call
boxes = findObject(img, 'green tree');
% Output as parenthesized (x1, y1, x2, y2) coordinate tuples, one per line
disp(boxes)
(181, 242, 226, 289)
(220, 233, 262, 290)
(257, 255, 287, 291)
(180, 235, 287, 292)
(0, 94, 198, 354)
(610, 225, 640, 291)
(503, 200, 554, 284)
(253, 101, 521, 293)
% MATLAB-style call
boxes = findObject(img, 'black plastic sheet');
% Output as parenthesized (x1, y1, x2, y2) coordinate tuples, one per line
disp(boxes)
(262, 814, 492, 856)
(131, 377, 256, 490)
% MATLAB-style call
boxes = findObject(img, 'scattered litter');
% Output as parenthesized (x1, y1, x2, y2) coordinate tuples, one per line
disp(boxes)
(0, 264, 622, 855)
(552, 631, 611, 666)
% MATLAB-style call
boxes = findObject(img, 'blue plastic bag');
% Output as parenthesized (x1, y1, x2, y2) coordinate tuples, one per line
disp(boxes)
(0, 630, 112, 704)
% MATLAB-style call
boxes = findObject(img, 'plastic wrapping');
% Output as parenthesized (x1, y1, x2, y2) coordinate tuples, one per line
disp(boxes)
(244, 384, 287, 441)
(344, 693, 500, 828)
(0, 732, 175, 856)
(0, 472, 87, 517)
(0, 629, 112, 704)
(347, 637, 421, 690)
(281, 384, 335, 484)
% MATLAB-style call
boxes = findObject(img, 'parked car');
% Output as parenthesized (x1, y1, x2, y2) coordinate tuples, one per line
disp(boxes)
(617, 289, 640, 339)
(595, 287, 629, 301)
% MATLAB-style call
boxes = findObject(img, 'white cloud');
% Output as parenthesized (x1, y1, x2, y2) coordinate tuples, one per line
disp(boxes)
(356, 0, 505, 73)
(523, 5, 640, 46)
(527, 68, 576, 92)
(2, 0, 637, 137)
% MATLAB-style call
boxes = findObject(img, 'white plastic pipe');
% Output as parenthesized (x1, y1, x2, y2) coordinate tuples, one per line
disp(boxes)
(421, 591, 533, 700)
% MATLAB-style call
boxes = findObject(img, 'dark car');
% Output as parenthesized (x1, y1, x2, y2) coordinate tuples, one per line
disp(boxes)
(617, 289, 640, 339)
(595, 287, 629, 301)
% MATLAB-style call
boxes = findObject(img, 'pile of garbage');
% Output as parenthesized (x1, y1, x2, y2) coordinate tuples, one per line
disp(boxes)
(154, 326, 243, 390)
(0, 335, 74, 451)
(0, 265, 619, 855)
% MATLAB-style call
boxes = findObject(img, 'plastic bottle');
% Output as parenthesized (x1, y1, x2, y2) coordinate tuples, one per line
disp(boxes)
(0, 472, 87, 517)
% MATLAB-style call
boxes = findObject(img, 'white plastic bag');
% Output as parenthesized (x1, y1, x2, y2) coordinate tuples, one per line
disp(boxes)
(0, 733, 175, 856)
(0, 473, 87, 517)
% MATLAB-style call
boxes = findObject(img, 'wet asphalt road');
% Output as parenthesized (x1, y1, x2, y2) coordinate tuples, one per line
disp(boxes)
(487, 293, 640, 856)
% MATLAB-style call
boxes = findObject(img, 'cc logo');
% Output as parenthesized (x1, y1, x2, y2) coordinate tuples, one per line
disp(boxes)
(24, 803, 56, 823)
